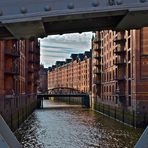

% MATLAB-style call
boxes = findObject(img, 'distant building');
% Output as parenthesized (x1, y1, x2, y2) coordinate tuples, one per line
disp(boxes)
(38, 65, 48, 93)
(48, 50, 92, 94)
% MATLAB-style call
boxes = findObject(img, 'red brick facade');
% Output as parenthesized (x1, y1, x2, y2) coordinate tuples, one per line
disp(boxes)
(48, 52, 92, 94)
(47, 29, 148, 127)
(0, 39, 40, 130)
(92, 28, 148, 127)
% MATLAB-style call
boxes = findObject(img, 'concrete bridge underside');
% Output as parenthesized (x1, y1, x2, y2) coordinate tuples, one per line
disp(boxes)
(0, 0, 148, 39)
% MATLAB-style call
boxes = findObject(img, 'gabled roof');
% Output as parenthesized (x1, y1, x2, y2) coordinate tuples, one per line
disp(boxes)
(65, 59, 72, 64)
(77, 53, 85, 61)
(56, 61, 65, 67)
(70, 54, 78, 60)
(48, 67, 52, 72)
(84, 51, 92, 58)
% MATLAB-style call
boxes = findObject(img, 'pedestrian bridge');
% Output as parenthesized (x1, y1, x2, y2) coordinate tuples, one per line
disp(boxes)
(0, 0, 148, 39)
(37, 87, 90, 108)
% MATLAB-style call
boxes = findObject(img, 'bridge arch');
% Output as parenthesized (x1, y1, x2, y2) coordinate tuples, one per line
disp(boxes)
(47, 87, 87, 96)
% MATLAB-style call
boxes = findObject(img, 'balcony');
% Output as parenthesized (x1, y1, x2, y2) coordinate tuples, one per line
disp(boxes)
(5, 49, 20, 57)
(114, 35, 126, 44)
(114, 47, 126, 55)
(93, 54, 101, 60)
(113, 89, 125, 97)
(5, 67, 19, 75)
(114, 59, 126, 66)
(114, 75, 126, 81)
(93, 37, 101, 44)
(5, 95, 15, 99)
(93, 61, 101, 67)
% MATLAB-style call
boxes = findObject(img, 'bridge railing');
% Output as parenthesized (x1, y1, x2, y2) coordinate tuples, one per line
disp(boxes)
(37, 87, 90, 108)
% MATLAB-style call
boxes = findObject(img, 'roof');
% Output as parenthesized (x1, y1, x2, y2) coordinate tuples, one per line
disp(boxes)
(65, 59, 72, 64)
(70, 54, 78, 60)
(56, 61, 65, 67)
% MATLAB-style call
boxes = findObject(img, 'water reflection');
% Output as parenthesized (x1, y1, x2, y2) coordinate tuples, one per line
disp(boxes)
(15, 104, 143, 148)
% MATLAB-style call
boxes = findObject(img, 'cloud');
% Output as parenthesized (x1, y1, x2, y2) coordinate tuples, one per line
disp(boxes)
(40, 46, 77, 53)
(40, 32, 92, 67)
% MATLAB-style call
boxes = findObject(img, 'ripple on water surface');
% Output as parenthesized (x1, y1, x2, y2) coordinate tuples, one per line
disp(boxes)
(15, 108, 143, 148)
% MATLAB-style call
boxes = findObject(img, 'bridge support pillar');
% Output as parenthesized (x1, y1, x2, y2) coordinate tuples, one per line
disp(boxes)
(37, 96, 43, 109)
(82, 96, 90, 108)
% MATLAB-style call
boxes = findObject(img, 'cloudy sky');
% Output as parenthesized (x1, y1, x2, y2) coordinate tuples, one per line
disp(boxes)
(39, 32, 93, 68)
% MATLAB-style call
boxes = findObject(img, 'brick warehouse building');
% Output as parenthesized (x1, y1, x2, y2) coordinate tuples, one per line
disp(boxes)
(48, 51, 92, 95)
(48, 28, 148, 127)
(92, 28, 148, 127)
(0, 39, 40, 131)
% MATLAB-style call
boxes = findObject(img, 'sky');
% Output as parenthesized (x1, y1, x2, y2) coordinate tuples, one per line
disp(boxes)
(39, 32, 93, 68)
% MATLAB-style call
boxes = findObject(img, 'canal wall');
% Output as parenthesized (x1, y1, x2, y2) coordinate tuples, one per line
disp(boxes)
(94, 102, 148, 128)
(52, 96, 82, 105)
(51, 96, 90, 108)
(0, 94, 37, 131)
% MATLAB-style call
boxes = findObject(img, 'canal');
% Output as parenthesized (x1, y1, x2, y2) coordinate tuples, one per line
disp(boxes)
(15, 100, 143, 148)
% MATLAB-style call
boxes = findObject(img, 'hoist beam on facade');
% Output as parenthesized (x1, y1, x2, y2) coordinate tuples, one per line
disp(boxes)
(0, 0, 148, 39)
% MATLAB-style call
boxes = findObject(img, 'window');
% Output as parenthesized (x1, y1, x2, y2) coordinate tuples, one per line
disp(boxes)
(112, 85, 114, 92)
(128, 96, 131, 106)
(128, 38, 131, 49)
(109, 32, 111, 38)
(128, 50, 131, 61)
(115, 96, 118, 104)
(115, 68, 118, 78)
(128, 80, 131, 95)
(109, 42, 111, 48)
(128, 63, 131, 78)
(128, 30, 130, 36)
(116, 82, 118, 89)
(113, 70, 114, 79)
(110, 72, 111, 80)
